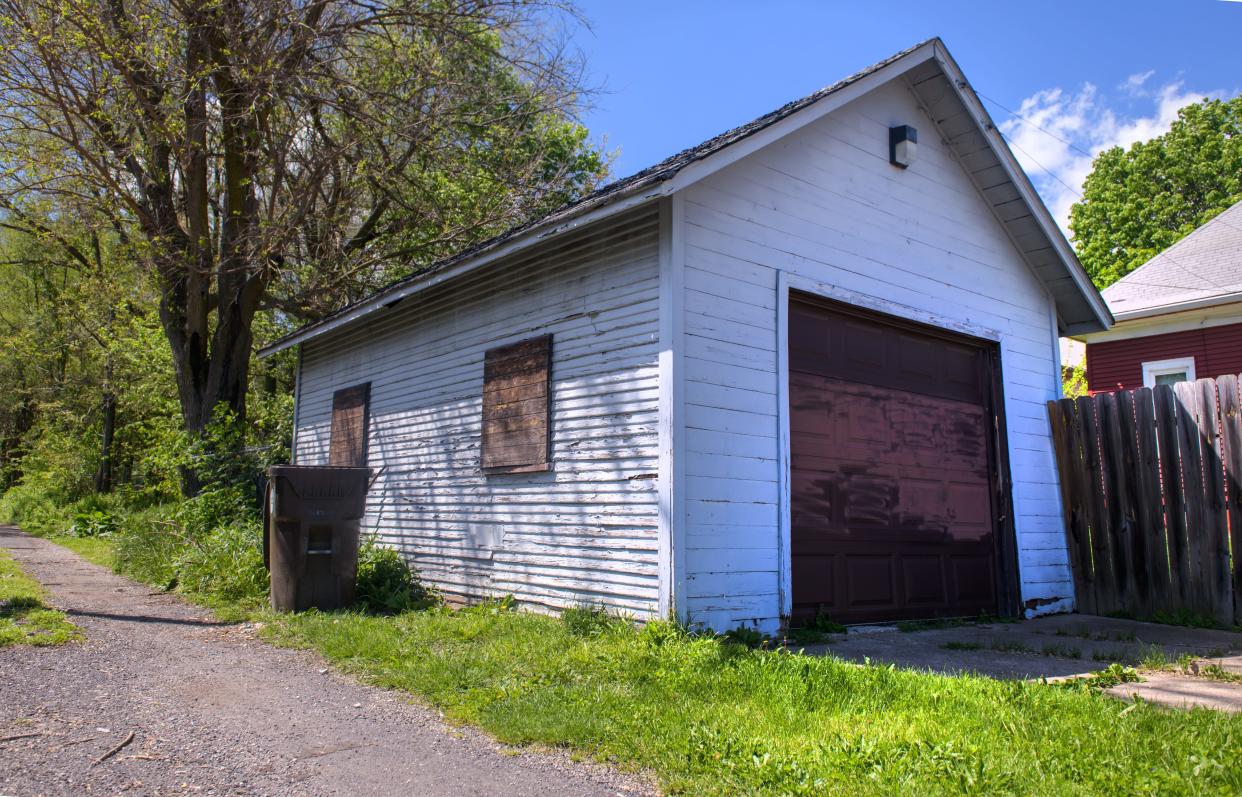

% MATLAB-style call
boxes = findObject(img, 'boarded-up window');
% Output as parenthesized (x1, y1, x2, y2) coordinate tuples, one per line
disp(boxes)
(329, 383, 370, 466)
(482, 335, 551, 473)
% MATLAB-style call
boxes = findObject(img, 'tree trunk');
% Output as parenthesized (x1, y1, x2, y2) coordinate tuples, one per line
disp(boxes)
(94, 388, 116, 493)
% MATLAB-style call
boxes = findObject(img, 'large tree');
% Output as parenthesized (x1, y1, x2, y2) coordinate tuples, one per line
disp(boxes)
(1070, 95, 1242, 289)
(0, 0, 603, 489)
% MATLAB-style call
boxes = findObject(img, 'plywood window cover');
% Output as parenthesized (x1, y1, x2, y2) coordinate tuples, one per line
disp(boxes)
(329, 382, 371, 467)
(482, 335, 552, 474)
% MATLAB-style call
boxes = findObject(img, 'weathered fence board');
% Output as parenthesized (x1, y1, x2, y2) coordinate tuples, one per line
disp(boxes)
(1048, 375, 1240, 626)
(1221, 375, 1242, 624)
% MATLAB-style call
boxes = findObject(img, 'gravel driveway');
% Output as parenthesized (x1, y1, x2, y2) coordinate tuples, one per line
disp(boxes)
(0, 526, 651, 796)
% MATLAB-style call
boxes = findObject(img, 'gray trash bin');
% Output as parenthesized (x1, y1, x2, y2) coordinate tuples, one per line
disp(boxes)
(263, 465, 372, 612)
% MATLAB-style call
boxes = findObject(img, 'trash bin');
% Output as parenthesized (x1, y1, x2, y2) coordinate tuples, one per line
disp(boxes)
(263, 465, 372, 612)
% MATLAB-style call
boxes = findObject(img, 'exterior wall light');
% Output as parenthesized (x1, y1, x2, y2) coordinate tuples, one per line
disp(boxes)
(889, 125, 917, 169)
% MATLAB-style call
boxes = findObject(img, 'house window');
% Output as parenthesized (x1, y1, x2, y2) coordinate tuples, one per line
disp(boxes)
(1141, 357, 1195, 389)
(329, 383, 371, 466)
(481, 334, 552, 473)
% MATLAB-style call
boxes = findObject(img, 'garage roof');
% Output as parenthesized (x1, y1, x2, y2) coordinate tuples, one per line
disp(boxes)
(260, 37, 1111, 357)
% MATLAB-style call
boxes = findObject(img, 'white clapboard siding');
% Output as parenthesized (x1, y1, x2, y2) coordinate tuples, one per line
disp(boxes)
(678, 79, 1068, 632)
(295, 206, 663, 616)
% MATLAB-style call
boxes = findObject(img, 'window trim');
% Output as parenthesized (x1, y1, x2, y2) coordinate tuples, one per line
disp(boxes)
(1141, 356, 1196, 389)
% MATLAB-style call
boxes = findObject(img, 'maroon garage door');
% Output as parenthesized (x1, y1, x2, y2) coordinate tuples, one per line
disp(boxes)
(789, 296, 1009, 624)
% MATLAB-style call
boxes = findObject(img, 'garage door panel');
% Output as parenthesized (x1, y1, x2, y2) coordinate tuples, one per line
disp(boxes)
(844, 556, 896, 608)
(791, 555, 837, 606)
(901, 556, 947, 605)
(790, 298, 1001, 624)
(951, 555, 996, 603)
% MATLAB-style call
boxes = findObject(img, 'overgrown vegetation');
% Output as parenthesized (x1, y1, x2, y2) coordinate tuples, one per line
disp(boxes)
(0, 548, 80, 646)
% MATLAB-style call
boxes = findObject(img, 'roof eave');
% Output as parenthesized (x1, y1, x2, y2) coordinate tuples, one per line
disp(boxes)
(1111, 291, 1242, 322)
(258, 182, 672, 358)
(929, 42, 1113, 334)
(261, 37, 1114, 356)
(259, 40, 943, 359)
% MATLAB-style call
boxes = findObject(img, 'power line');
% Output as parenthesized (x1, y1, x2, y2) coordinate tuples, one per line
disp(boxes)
(998, 131, 1084, 200)
(977, 91, 1097, 160)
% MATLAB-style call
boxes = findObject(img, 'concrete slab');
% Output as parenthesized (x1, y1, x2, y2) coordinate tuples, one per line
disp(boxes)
(1108, 673, 1242, 713)
(797, 613, 1242, 681)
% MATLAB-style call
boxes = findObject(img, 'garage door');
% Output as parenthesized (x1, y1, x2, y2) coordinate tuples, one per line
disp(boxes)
(789, 297, 1003, 624)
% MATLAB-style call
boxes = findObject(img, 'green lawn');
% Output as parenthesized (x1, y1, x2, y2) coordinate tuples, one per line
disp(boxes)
(0, 548, 81, 647)
(260, 605, 1242, 796)
(17, 529, 1242, 794)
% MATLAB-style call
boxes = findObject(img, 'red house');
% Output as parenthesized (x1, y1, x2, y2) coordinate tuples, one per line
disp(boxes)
(1079, 199, 1242, 394)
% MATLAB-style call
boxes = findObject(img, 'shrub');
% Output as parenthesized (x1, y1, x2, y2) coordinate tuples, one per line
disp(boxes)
(354, 538, 435, 614)
(70, 509, 117, 538)
(0, 481, 74, 537)
(174, 519, 268, 605)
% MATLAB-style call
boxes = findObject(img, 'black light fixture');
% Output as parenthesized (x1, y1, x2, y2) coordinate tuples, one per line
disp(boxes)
(889, 125, 918, 169)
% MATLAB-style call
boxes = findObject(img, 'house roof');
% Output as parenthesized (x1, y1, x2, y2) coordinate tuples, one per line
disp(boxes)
(260, 38, 1110, 358)
(1102, 198, 1242, 321)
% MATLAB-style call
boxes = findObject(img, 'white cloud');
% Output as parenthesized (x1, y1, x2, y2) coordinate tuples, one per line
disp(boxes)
(1121, 70, 1155, 95)
(998, 77, 1218, 236)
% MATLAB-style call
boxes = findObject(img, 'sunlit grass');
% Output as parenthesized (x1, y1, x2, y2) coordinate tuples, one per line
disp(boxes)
(0, 548, 81, 647)
(260, 605, 1242, 796)
(49, 535, 116, 569)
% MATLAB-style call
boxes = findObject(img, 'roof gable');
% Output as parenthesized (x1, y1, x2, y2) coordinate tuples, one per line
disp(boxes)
(1102, 199, 1242, 320)
(261, 38, 1110, 357)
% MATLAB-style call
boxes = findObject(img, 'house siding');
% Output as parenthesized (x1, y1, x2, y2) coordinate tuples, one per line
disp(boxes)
(294, 206, 663, 616)
(677, 79, 1068, 631)
(1086, 323, 1242, 393)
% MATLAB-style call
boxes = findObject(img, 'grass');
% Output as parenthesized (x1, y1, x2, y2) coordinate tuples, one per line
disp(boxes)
(0, 548, 81, 647)
(1040, 644, 1083, 660)
(10, 520, 1242, 794)
(255, 606, 1242, 796)
(941, 641, 984, 651)
(49, 535, 116, 569)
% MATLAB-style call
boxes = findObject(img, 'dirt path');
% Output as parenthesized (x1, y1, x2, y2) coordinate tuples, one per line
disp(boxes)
(0, 527, 650, 797)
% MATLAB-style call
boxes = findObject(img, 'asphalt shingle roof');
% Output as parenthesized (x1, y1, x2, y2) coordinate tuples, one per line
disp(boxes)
(261, 37, 1109, 356)
(1103, 198, 1242, 318)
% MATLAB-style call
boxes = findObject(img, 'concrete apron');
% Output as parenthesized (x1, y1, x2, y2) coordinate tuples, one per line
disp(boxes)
(800, 613, 1242, 713)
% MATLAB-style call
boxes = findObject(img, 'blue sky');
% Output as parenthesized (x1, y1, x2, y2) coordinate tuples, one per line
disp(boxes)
(571, 0, 1242, 232)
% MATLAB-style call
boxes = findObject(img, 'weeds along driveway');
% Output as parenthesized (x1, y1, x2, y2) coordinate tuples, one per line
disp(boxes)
(0, 527, 650, 797)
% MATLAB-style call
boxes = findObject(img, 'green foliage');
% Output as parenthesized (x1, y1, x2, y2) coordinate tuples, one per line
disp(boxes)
(1062, 363, 1088, 400)
(261, 605, 1242, 796)
(806, 611, 848, 635)
(355, 538, 436, 615)
(1071, 95, 1242, 288)
(1056, 663, 1142, 692)
(0, 548, 80, 646)
(70, 509, 117, 538)
(0, 481, 75, 537)
(723, 625, 768, 649)
(173, 519, 268, 605)
(108, 482, 267, 607)
(560, 604, 627, 638)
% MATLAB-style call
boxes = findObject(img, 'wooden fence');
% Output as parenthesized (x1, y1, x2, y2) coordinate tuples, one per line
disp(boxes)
(1046, 376, 1242, 626)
